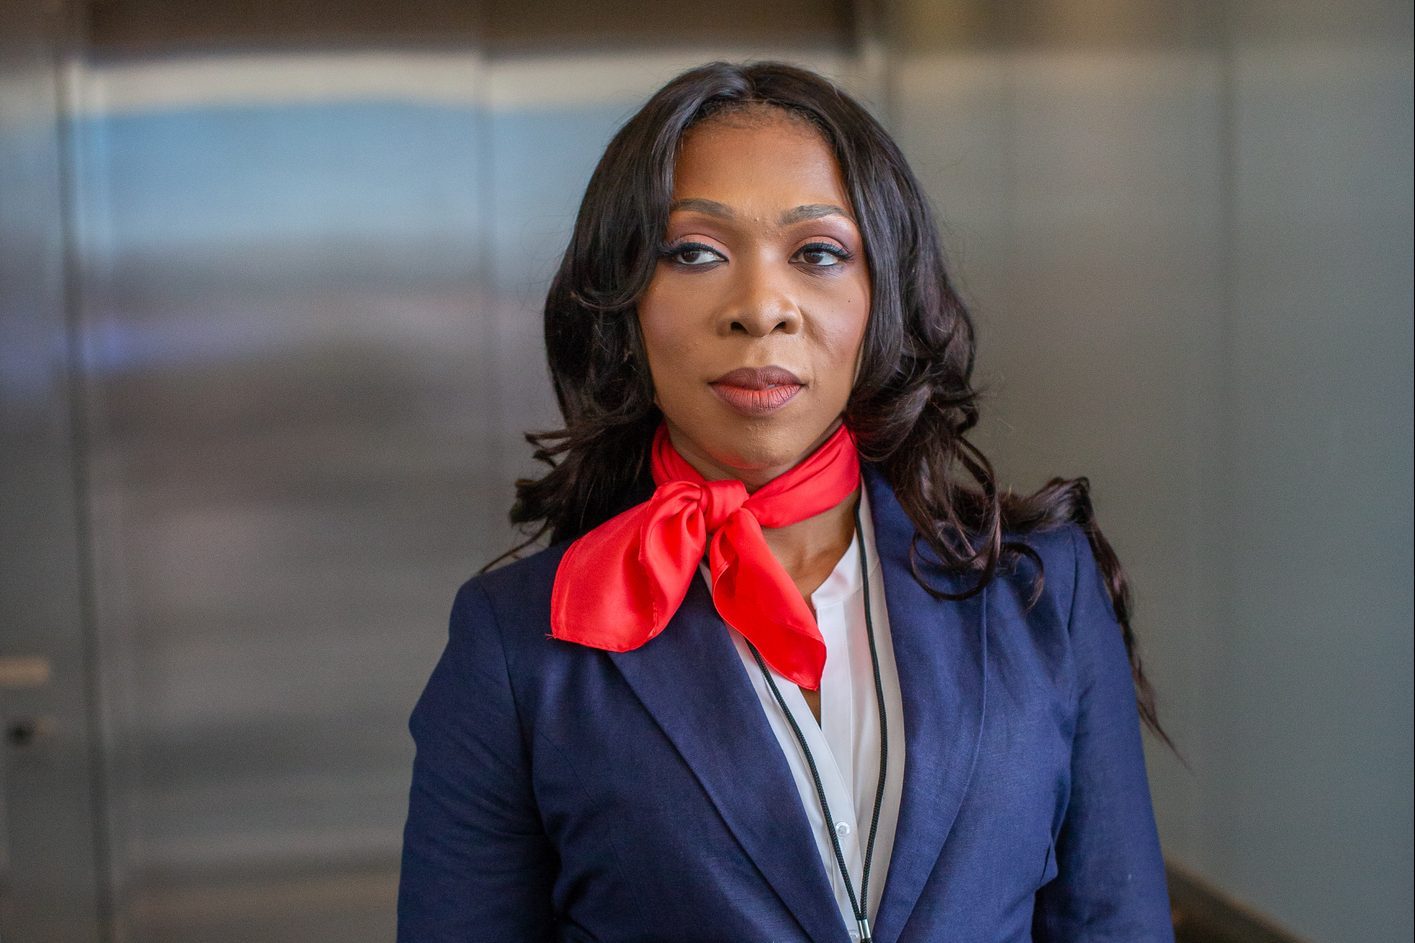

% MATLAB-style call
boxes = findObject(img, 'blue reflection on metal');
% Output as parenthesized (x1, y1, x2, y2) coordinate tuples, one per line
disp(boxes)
(71, 101, 638, 376)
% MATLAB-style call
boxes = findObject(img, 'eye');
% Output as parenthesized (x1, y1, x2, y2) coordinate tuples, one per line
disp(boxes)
(659, 241, 725, 267)
(796, 241, 853, 267)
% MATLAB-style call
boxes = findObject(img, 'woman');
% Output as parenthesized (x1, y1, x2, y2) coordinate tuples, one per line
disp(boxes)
(398, 61, 1174, 942)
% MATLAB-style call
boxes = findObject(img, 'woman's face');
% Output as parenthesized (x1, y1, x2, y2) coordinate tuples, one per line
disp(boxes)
(637, 111, 872, 490)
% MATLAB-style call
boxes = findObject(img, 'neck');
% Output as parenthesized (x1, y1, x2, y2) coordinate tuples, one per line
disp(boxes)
(761, 483, 861, 600)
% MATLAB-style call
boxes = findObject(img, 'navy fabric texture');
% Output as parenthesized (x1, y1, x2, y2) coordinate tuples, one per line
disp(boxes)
(397, 464, 1175, 942)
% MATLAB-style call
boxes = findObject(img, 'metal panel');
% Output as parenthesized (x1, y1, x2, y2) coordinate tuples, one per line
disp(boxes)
(28, 1, 1411, 940)
(890, 4, 1229, 865)
(890, 2, 1413, 941)
(64, 4, 873, 941)
(0, 1, 107, 941)
(72, 54, 493, 943)
(1220, 3, 1412, 939)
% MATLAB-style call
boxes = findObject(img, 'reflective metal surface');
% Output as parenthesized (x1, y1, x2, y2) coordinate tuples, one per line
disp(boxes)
(1, 1, 1409, 941)
(60, 2, 871, 941)
(892, 2, 1413, 941)
(0, 1, 107, 940)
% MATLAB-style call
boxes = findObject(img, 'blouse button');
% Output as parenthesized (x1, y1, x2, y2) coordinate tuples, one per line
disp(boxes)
(835, 821, 851, 837)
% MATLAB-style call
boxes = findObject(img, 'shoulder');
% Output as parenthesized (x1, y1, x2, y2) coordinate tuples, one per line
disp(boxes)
(1013, 518, 1086, 606)
(467, 539, 570, 608)
(977, 521, 1129, 727)
(992, 520, 1132, 703)
(988, 521, 1088, 624)
(980, 519, 1127, 698)
(862, 463, 1094, 628)
(444, 539, 572, 666)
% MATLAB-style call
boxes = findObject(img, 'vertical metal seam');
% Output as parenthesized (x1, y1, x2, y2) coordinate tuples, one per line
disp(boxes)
(476, 24, 501, 549)
(50, 0, 116, 939)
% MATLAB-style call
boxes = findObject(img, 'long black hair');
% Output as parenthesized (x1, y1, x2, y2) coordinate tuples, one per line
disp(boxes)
(495, 60, 1167, 742)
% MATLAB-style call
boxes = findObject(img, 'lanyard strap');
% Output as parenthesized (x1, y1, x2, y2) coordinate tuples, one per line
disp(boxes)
(746, 496, 888, 943)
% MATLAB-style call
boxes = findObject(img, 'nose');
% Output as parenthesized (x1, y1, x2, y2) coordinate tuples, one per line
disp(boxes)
(717, 257, 802, 337)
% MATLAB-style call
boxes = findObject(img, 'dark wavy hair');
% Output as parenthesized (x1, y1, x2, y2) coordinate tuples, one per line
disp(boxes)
(494, 60, 1167, 743)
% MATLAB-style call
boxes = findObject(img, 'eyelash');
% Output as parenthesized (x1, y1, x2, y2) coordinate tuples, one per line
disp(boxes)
(656, 240, 854, 268)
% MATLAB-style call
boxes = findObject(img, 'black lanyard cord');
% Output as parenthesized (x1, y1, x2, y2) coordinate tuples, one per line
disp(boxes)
(746, 497, 888, 943)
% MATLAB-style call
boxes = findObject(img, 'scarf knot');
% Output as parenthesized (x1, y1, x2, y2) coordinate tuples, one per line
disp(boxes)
(652, 477, 748, 534)
(550, 422, 860, 690)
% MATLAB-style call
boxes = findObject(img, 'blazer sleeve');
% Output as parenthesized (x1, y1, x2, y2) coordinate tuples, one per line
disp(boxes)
(1032, 525, 1175, 942)
(397, 579, 558, 941)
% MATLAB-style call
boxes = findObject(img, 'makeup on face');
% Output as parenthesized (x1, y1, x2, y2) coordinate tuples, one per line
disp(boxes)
(709, 366, 805, 417)
(636, 112, 871, 487)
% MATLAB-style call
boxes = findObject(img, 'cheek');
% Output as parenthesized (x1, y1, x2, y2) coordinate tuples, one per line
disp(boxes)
(640, 320, 693, 377)
(816, 298, 869, 397)
(844, 283, 871, 377)
(637, 277, 699, 352)
(817, 270, 869, 334)
(638, 320, 705, 409)
(637, 295, 678, 373)
(818, 304, 869, 367)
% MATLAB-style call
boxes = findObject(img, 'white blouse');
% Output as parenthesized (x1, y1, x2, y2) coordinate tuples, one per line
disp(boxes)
(701, 486, 905, 941)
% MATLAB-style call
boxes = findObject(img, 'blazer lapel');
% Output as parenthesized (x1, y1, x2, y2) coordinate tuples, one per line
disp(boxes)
(862, 464, 988, 943)
(608, 576, 851, 943)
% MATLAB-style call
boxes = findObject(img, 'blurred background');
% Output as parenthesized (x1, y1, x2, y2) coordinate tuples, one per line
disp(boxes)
(0, 1, 1409, 941)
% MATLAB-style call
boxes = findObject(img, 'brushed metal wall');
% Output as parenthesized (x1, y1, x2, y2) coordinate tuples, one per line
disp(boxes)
(51, 2, 875, 941)
(891, 2, 1413, 941)
(2, 1, 1410, 942)
(0, 1, 108, 941)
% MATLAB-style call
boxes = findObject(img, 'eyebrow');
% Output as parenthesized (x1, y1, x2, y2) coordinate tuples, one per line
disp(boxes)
(669, 198, 855, 226)
(781, 203, 854, 225)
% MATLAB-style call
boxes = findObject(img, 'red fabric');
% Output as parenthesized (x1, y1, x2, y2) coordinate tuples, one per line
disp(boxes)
(550, 421, 861, 690)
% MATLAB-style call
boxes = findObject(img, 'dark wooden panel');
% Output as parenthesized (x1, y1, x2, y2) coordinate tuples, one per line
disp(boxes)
(1169, 865, 1311, 943)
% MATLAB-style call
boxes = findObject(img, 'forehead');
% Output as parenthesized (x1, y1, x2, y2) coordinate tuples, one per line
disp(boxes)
(671, 111, 852, 217)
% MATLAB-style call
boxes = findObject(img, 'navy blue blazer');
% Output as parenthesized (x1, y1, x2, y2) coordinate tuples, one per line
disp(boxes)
(398, 463, 1174, 942)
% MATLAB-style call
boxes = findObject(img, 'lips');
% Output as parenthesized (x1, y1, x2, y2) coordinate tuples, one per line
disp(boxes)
(709, 366, 804, 416)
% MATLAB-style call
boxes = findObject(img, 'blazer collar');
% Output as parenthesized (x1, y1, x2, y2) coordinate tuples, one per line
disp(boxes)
(607, 463, 987, 943)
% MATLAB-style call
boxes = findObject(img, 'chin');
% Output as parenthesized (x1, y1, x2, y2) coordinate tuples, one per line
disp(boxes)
(663, 399, 842, 480)
(703, 423, 831, 479)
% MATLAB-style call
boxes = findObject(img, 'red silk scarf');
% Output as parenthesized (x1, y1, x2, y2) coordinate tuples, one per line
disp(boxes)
(549, 421, 861, 691)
